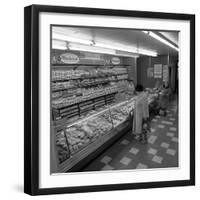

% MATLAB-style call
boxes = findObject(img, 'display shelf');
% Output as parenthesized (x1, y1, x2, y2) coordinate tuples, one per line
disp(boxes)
(52, 73, 128, 82)
(65, 100, 129, 128)
(52, 78, 129, 93)
(52, 94, 135, 128)
(53, 94, 151, 127)
(52, 102, 110, 127)
(52, 90, 118, 109)
(52, 81, 111, 92)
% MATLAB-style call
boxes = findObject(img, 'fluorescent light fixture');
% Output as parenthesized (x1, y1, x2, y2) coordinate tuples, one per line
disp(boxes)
(137, 48, 157, 57)
(68, 43, 116, 55)
(52, 39, 67, 50)
(142, 31, 179, 51)
(94, 42, 137, 53)
(142, 30, 149, 34)
(95, 42, 157, 57)
(117, 53, 139, 58)
(115, 51, 139, 58)
(69, 43, 139, 57)
(52, 32, 93, 45)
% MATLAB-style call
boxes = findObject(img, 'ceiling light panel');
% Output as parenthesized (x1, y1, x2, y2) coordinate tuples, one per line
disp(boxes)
(142, 31, 179, 51)
(95, 41, 157, 57)
(68, 42, 116, 55)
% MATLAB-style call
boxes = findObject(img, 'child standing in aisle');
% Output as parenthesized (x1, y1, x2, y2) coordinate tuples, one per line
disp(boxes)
(132, 85, 150, 144)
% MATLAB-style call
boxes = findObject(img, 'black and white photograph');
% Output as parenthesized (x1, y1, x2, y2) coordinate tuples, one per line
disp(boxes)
(50, 26, 179, 173)
(24, 5, 195, 195)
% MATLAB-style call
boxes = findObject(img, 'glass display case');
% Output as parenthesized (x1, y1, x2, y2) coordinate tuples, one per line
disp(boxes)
(65, 109, 113, 155)
(52, 100, 133, 172)
(52, 91, 157, 173)
(109, 101, 130, 127)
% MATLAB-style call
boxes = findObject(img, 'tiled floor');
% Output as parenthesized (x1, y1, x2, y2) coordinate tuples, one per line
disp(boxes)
(83, 99, 178, 172)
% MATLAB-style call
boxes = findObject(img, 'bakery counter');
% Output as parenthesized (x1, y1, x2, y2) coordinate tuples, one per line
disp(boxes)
(51, 93, 158, 173)
(58, 121, 131, 173)
(51, 100, 133, 173)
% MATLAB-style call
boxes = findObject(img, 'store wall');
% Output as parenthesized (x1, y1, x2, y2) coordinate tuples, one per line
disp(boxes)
(169, 55, 179, 92)
(137, 55, 178, 88)
(123, 57, 137, 84)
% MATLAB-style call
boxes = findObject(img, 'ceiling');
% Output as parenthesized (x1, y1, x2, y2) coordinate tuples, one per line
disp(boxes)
(159, 31, 179, 46)
(52, 26, 179, 56)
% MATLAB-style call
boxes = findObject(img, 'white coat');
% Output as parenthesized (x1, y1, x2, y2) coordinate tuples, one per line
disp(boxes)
(132, 92, 149, 134)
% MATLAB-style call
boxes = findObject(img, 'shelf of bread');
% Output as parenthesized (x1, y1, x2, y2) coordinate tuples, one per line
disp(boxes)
(52, 75, 128, 96)
(53, 90, 154, 127)
(52, 96, 116, 124)
(52, 78, 112, 93)
(65, 100, 130, 128)
(52, 67, 128, 82)
(52, 87, 135, 126)
(52, 85, 119, 109)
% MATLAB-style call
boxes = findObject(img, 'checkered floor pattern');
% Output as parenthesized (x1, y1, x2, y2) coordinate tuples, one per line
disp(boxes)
(83, 100, 178, 171)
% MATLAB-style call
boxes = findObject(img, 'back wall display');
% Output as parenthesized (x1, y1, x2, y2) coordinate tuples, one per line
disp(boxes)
(137, 55, 177, 88)
(154, 64, 162, 78)
(163, 65, 169, 82)
(147, 67, 154, 78)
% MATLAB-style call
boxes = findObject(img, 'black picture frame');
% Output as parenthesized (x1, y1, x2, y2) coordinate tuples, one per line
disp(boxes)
(24, 4, 195, 196)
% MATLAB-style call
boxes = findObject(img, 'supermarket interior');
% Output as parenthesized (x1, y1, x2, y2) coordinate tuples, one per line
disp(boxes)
(51, 26, 179, 173)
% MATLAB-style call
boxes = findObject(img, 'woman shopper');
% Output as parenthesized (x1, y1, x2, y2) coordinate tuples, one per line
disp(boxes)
(159, 81, 171, 116)
(132, 85, 150, 144)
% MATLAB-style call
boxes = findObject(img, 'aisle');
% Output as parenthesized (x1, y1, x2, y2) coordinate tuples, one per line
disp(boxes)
(83, 99, 178, 171)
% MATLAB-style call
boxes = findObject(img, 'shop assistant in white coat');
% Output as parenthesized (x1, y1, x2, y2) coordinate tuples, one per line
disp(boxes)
(132, 85, 150, 143)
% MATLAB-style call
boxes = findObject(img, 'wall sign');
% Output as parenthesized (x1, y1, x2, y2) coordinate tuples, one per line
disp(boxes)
(154, 64, 162, 78)
(147, 67, 154, 78)
(163, 65, 169, 82)
(60, 53, 80, 64)
(111, 57, 120, 65)
(82, 52, 101, 60)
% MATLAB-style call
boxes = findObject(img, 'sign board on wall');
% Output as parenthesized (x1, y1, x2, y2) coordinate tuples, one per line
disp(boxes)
(154, 64, 162, 78)
(111, 57, 120, 65)
(163, 65, 169, 82)
(51, 49, 124, 66)
(82, 52, 101, 60)
(147, 67, 154, 78)
(60, 53, 80, 64)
